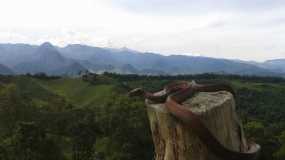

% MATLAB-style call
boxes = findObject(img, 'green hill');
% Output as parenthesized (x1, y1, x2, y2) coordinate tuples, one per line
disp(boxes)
(0, 74, 285, 160)
(36, 78, 115, 107)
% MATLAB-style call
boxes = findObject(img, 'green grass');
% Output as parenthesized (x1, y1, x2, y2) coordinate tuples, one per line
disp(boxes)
(3, 76, 71, 111)
(36, 78, 115, 107)
(231, 80, 285, 91)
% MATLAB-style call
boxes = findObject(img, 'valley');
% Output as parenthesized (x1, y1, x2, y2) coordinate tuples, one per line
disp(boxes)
(0, 73, 284, 160)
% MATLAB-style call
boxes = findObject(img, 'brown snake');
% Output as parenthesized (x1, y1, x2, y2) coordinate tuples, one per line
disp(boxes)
(128, 81, 260, 160)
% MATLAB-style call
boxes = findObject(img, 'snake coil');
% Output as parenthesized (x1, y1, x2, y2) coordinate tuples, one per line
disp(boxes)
(129, 81, 260, 160)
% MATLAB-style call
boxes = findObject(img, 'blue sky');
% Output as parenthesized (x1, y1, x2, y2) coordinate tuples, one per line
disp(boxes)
(0, 0, 285, 61)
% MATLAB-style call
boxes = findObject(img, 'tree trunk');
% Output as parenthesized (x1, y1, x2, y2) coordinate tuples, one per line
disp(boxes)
(146, 91, 248, 160)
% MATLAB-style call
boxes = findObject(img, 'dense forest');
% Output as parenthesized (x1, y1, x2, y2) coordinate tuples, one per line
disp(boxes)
(0, 73, 285, 160)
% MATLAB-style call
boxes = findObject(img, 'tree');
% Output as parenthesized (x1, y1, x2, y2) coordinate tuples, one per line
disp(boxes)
(13, 122, 64, 160)
(274, 131, 285, 160)
(70, 113, 100, 160)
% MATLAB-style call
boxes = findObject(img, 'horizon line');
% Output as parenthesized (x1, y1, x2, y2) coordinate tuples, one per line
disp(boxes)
(0, 41, 283, 63)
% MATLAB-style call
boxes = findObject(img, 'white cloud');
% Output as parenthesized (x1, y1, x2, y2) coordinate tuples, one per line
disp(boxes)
(0, 0, 284, 61)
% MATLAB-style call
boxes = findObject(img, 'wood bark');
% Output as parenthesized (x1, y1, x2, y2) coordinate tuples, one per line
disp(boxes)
(146, 91, 248, 160)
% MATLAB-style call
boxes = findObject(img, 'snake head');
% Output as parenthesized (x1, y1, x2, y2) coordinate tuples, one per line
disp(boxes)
(128, 88, 145, 97)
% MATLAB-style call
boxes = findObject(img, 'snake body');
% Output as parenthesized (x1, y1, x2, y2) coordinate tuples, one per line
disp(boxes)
(129, 81, 260, 160)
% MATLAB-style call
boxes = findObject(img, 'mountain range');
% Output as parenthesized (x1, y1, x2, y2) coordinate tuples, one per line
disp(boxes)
(0, 42, 285, 77)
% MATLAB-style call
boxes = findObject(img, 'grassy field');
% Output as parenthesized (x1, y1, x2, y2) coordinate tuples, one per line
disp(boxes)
(36, 78, 115, 107)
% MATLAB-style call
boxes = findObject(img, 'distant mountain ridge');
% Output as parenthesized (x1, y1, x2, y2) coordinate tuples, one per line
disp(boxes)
(0, 42, 284, 77)
(0, 64, 13, 75)
(59, 44, 281, 76)
(262, 59, 285, 73)
(13, 42, 86, 75)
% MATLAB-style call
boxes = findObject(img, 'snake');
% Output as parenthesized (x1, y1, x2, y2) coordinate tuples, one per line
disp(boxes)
(128, 81, 260, 160)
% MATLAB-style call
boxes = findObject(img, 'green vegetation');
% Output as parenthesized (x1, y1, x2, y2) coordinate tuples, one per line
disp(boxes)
(37, 78, 115, 107)
(0, 73, 285, 160)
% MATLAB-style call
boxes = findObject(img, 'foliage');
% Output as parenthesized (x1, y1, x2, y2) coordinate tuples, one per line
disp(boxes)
(274, 131, 285, 160)
(0, 73, 285, 160)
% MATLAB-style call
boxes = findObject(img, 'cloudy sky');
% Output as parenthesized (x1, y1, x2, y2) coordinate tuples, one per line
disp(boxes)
(0, 0, 285, 61)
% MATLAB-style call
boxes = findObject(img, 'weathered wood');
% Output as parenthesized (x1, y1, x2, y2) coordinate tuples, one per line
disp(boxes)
(146, 91, 248, 160)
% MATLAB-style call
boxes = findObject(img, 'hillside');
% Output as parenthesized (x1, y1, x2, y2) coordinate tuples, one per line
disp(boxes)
(0, 43, 37, 67)
(0, 74, 285, 160)
(36, 77, 115, 107)
(0, 42, 283, 76)
(61, 44, 278, 76)
(14, 42, 86, 75)
(262, 59, 285, 73)
(0, 64, 13, 75)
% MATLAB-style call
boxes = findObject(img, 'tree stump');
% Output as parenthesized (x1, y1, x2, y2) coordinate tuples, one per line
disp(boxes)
(146, 91, 248, 160)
